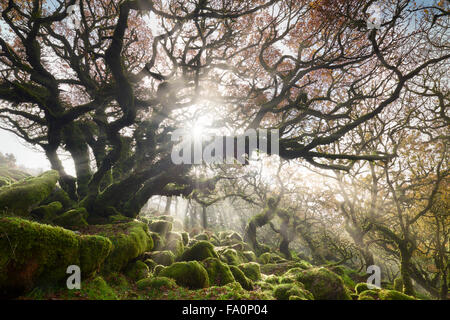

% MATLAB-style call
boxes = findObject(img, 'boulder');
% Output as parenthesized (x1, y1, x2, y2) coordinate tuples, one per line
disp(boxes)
(295, 267, 351, 300)
(0, 170, 59, 217)
(180, 240, 218, 262)
(201, 257, 235, 287)
(238, 262, 261, 282)
(159, 261, 209, 289)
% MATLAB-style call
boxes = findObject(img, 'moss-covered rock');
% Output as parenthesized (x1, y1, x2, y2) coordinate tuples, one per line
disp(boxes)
(143, 259, 157, 271)
(273, 283, 314, 300)
(295, 267, 351, 300)
(194, 233, 209, 241)
(30, 201, 63, 222)
(379, 289, 415, 300)
(79, 235, 113, 277)
(202, 258, 235, 287)
(355, 282, 370, 294)
(238, 262, 261, 282)
(229, 265, 253, 290)
(82, 221, 154, 273)
(76, 276, 118, 300)
(0, 217, 111, 297)
(136, 276, 177, 290)
(153, 264, 165, 276)
(124, 260, 150, 281)
(146, 250, 175, 266)
(53, 208, 89, 229)
(181, 231, 189, 246)
(358, 289, 380, 300)
(41, 187, 75, 210)
(264, 274, 281, 284)
(149, 232, 164, 250)
(148, 220, 172, 238)
(242, 251, 257, 262)
(220, 248, 243, 265)
(180, 240, 218, 262)
(0, 170, 59, 217)
(159, 261, 210, 289)
(258, 252, 286, 264)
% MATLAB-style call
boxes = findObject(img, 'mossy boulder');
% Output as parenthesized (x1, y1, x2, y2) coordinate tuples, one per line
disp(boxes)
(53, 208, 89, 229)
(264, 274, 281, 284)
(136, 276, 177, 290)
(153, 264, 165, 276)
(159, 261, 209, 289)
(242, 251, 257, 262)
(238, 262, 261, 282)
(220, 248, 243, 265)
(379, 289, 415, 300)
(358, 289, 380, 300)
(194, 233, 209, 241)
(258, 252, 285, 264)
(273, 283, 314, 300)
(41, 187, 75, 210)
(124, 260, 150, 281)
(181, 231, 189, 246)
(229, 265, 253, 290)
(202, 257, 235, 287)
(148, 220, 172, 238)
(0, 170, 59, 217)
(164, 231, 184, 257)
(0, 217, 111, 297)
(295, 267, 351, 300)
(149, 232, 164, 250)
(180, 240, 218, 261)
(355, 282, 370, 294)
(75, 276, 118, 300)
(79, 235, 113, 277)
(30, 201, 63, 222)
(145, 250, 175, 266)
(143, 259, 157, 271)
(81, 221, 153, 273)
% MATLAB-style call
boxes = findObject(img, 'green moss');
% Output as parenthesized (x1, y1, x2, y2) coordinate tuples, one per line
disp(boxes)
(378, 289, 416, 300)
(143, 259, 157, 271)
(79, 235, 112, 277)
(76, 276, 118, 300)
(0, 170, 59, 216)
(53, 208, 89, 229)
(153, 264, 165, 276)
(258, 252, 285, 264)
(242, 251, 257, 262)
(30, 201, 63, 222)
(147, 250, 175, 266)
(264, 274, 281, 284)
(180, 240, 218, 261)
(159, 261, 210, 289)
(202, 257, 235, 287)
(181, 232, 189, 246)
(0, 217, 79, 295)
(229, 265, 254, 290)
(220, 248, 243, 265)
(355, 282, 370, 294)
(358, 289, 380, 300)
(108, 213, 132, 223)
(238, 262, 261, 282)
(273, 283, 314, 300)
(136, 276, 177, 290)
(194, 233, 209, 241)
(149, 232, 164, 250)
(295, 267, 351, 300)
(41, 187, 75, 210)
(148, 220, 172, 238)
(124, 260, 150, 281)
(92, 221, 153, 273)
